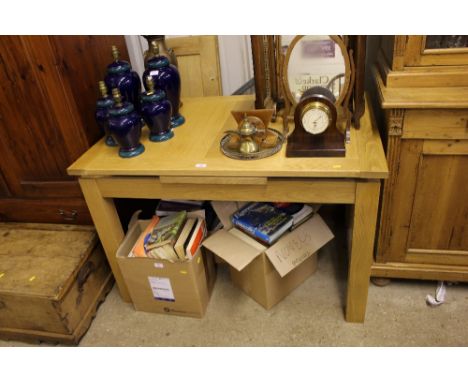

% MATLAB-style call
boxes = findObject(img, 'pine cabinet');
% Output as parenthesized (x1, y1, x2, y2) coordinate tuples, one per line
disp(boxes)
(369, 35, 468, 281)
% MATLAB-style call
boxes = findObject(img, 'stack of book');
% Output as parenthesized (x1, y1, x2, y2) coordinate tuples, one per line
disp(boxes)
(129, 209, 207, 261)
(155, 199, 221, 232)
(231, 202, 316, 245)
(155, 199, 204, 217)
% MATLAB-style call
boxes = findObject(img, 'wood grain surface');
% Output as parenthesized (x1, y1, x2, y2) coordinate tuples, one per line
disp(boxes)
(0, 35, 128, 224)
(68, 95, 388, 179)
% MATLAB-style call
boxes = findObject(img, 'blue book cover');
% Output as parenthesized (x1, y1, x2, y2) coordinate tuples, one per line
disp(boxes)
(231, 202, 293, 244)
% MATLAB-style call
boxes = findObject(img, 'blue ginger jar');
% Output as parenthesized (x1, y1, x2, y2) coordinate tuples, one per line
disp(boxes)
(108, 88, 145, 158)
(143, 45, 185, 128)
(105, 45, 142, 113)
(141, 76, 173, 142)
(95, 81, 117, 147)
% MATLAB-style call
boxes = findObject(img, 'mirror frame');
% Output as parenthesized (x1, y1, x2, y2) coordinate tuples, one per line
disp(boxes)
(251, 36, 281, 116)
(282, 35, 351, 108)
(251, 35, 367, 128)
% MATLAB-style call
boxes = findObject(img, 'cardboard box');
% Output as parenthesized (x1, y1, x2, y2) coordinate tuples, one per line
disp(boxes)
(116, 220, 216, 318)
(202, 213, 333, 309)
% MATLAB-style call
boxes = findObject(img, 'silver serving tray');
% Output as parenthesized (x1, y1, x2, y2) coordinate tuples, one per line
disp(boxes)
(220, 128, 285, 160)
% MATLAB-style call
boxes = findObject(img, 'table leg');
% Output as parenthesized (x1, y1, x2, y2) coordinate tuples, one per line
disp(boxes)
(79, 178, 130, 302)
(346, 180, 381, 323)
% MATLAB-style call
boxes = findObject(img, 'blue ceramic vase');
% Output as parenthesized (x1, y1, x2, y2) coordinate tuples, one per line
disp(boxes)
(143, 48, 184, 128)
(105, 45, 142, 113)
(108, 88, 145, 158)
(141, 76, 173, 142)
(95, 81, 117, 147)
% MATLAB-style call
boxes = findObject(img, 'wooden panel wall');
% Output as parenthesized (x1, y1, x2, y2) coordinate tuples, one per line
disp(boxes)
(49, 36, 130, 146)
(0, 35, 128, 224)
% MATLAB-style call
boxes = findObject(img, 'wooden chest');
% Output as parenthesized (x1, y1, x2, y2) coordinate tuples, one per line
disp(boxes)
(0, 223, 113, 345)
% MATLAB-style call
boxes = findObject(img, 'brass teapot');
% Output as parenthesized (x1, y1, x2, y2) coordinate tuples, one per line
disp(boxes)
(225, 115, 266, 154)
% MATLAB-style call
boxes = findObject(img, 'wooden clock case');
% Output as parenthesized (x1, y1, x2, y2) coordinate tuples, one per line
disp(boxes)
(283, 36, 352, 157)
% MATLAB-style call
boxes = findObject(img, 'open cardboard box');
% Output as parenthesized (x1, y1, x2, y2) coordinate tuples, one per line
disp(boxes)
(202, 210, 334, 309)
(116, 219, 216, 318)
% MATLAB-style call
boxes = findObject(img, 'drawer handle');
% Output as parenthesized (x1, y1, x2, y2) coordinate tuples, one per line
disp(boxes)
(58, 209, 78, 221)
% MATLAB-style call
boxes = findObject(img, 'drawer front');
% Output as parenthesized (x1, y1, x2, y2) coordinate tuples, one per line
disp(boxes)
(0, 198, 92, 225)
(403, 109, 468, 140)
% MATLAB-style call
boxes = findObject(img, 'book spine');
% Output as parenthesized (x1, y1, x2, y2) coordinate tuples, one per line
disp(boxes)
(233, 225, 271, 246)
(175, 246, 185, 260)
(267, 220, 293, 244)
(145, 212, 186, 251)
(186, 221, 206, 259)
(131, 217, 160, 257)
(165, 245, 179, 261)
(147, 245, 178, 262)
(232, 217, 272, 244)
(231, 216, 256, 236)
(145, 235, 175, 251)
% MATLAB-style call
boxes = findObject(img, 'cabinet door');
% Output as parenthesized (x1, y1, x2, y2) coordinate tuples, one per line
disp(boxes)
(0, 36, 128, 224)
(404, 35, 468, 66)
(166, 36, 222, 97)
(405, 141, 468, 265)
(379, 137, 468, 265)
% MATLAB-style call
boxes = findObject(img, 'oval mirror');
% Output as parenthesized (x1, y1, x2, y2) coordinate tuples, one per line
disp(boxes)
(283, 35, 351, 106)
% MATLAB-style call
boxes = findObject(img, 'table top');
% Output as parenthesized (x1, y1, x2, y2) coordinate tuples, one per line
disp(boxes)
(68, 95, 388, 179)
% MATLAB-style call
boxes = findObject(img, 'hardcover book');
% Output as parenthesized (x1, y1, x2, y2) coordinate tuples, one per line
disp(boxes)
(146, 244, 179, 262)
(174, 218, 197, 260)
(185, 218, 207, 259)
(231, 202, 293, 245)
(130, 216, 160, 258)
(144, 211, 187, 255)
(272, 203, 315, 229)
(156, 200, 205, 217)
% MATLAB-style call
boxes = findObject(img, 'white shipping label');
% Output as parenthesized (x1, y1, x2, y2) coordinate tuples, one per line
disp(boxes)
(148, 276, 175, 302)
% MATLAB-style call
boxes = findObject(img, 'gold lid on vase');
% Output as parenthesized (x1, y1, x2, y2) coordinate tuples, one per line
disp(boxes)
(149, 41, 160, 55)
(112, 88, 123, 107)
(111, 45, 120, 61)
(145, 76, 155, 95)
(98, 81, 108, 98)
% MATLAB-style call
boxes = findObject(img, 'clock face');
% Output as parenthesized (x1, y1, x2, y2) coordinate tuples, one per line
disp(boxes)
(301, 107, 330, 135)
